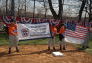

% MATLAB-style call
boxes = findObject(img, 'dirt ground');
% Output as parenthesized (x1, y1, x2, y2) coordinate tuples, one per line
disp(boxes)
(0, 44, 92, 63)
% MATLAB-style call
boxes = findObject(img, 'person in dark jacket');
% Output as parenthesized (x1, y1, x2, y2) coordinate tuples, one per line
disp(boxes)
(57, 22, 66, 50)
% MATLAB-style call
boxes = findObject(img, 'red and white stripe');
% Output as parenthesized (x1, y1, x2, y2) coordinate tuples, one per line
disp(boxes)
(65, 25, 89, 39)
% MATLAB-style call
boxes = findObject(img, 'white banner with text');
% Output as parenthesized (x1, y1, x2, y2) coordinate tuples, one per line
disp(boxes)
(17, 23, 51, 41)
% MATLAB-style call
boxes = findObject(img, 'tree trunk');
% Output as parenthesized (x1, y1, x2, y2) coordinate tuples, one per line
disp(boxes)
(18, 0, 20, 17)
(58, 0, 63, 20)
(33, 0, 35, 18)
(43, 0, 47, 18)
(89, 0, 92, 22)
(25, 0, 26, 17)
(10, 0, 15, 16)
(6, 0, 8, 16)
(48, 0, 63, 19)
(79, 0, 86, 21)
(48, 0, 58, 19)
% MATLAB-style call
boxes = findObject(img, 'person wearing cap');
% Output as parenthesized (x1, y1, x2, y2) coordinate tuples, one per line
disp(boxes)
(48, 23, 57, 50)
(8, 19, 19, 54)
(57, 22, 66, 50)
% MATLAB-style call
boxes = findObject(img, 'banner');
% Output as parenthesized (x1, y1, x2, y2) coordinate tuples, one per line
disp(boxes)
(65, 22, 89, 44)
(17, 23, 52, 40)
(65, 36, 85, 44)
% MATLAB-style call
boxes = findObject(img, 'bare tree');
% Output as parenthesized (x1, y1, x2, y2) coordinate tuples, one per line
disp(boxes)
(36, 7, 43, 18)
(37, 0, 49, 18)
(43, 0, 49, 18)
(48, 0, 64, 19)
(6, 0, 8, 16)
(79, 0, 92, 22)
(89, 0, 92, 22)
(78, 0, 86, 21)
(17, 0, 20, 16)
(33, 0, 35, 18)
(24, 0, 26, 17)
(10, 0, 15, 16)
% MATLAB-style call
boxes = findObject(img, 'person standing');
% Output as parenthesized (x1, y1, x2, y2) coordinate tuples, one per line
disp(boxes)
(8, 19, 19, 54)
(48, 23, 57, 50)
(57, 22, 66, 50)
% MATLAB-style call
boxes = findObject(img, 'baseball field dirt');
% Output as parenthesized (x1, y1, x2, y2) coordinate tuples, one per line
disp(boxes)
(0, 44, 92, 63)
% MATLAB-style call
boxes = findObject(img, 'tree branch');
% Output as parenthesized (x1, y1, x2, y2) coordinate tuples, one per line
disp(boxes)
(48, 0, 58, 19)
(58, 0, 63, 20)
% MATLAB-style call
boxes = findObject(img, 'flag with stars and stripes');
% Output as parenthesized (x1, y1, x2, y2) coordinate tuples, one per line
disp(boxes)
(65, 22, 89, 44)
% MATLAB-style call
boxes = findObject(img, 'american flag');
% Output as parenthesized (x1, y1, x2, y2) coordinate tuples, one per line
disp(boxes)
(65, 22, 89, 39)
